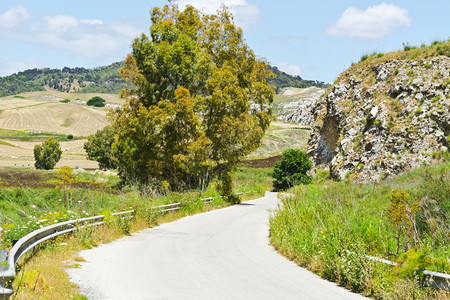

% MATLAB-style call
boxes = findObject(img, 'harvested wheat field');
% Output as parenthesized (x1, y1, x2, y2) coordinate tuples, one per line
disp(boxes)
(0, 139, 99, 169)
(0, 102, 109, 136)
(20, 91, 123, 104)
(0, 93, 109, 169)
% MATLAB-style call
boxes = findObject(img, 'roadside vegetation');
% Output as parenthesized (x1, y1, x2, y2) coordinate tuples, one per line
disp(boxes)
(0, 165, 271, 298)
(269, 161, 449, 299)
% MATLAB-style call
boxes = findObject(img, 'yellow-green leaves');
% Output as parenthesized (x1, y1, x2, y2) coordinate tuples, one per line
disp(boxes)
(114, 2, 274, 195)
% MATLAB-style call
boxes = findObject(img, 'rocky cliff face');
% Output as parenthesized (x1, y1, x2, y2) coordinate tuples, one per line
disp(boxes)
(307, 50, 449, 182)
(275, 87, 325, 126)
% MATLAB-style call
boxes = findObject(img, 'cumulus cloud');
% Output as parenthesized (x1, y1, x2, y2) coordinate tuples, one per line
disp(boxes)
(277, 61, 302, 77)
(0, 5, 144, 64)
(327, 3, 411, 39)
(0, 4, 31, 29)
(177, 0, 261, 28)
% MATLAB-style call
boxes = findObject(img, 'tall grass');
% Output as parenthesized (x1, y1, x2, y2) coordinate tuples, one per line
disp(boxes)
(269, 162, 449, 299)
(234, 167, 273, 197)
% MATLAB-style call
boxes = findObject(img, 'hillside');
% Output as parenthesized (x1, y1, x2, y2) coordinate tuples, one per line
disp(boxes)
(274, 87, 326, 125)
(0, 62, 128, 97)
(307, 40, 449, 182)
(268, 66, 329, 91)
(0, 93, 111, 169)
(0, 62, 328, 97)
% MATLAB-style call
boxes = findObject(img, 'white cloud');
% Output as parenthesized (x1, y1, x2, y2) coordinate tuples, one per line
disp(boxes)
(80, 19, 103, 25)
(0, 6, 144, 64)
(177, 0, 261, 28)
(0, 4, 31, 29)
(327, 3, 411, 39)
(277, 61, 302, 77)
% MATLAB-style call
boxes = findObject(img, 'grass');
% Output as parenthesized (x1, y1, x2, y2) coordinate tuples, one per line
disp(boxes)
(234, 167, 273, 197)
(0, 128, 72, 142)
(0, 140, 19, 148)
(249, 125, 311, 158)
(269, 161, 449, 299)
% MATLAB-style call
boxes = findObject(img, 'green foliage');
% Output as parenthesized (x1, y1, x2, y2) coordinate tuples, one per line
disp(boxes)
(234, 167, 273, 196)
(268, 66, 329, 91)
(33, 138, 62, 170)
(84, 126, 117, 170)
(360, 52, 383, 62)
(0, 62, 130, 97)
(272, 149, 312, 191)
(431, 94, 441, 103)
(0, 128, 69, 142)
(60, 99, 70, 103)
(114, 4, 274, 195)
(403, 43, 417, 51)
(388, 189, 422, 255)
(86, 96, 106, 107)
(269, 162, 449, 299)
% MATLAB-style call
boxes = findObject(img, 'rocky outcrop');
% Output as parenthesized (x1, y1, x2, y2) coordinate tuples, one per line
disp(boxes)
(307, 55, 449, 182)
(275, 87, 325, 126)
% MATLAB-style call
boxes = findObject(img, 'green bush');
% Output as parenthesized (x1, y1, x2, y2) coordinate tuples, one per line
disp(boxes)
(272, 149, 312, 191)
(33, 138, 62, 170)
(86, 96, 106, 107)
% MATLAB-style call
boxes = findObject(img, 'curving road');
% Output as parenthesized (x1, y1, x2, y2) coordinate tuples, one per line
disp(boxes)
(69, 192, 367, 299)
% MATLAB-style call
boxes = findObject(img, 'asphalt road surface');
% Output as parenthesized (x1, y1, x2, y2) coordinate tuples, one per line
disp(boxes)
(69, 192, 367, 299)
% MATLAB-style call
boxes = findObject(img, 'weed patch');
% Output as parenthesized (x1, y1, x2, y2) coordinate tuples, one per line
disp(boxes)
(269, 162, 449, 299)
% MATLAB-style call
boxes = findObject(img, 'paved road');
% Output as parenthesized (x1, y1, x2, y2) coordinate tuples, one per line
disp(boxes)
(69, 192, 367, 299)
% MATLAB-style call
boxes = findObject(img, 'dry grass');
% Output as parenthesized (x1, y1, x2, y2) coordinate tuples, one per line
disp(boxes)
(248, 122, 311, 158)
(0, 102, 108, 136)
(17, 91, 123, 105)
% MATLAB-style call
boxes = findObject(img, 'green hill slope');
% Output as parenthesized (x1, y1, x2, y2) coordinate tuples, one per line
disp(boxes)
(0, 62, 329, 97)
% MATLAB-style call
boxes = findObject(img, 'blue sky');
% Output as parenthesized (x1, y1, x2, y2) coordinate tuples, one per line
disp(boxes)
(0, 1, 448, 83)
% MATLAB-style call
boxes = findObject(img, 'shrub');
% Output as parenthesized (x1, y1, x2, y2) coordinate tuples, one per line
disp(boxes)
(86, 96, 106, 107)
(272, 149, 312, 191)
(33, 138, 62, 170)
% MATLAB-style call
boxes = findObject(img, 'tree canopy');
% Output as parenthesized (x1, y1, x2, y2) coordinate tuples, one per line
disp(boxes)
(87, 96, 106, 107)
(34, 138, 62, 170)
(272, 149, 312, 191)
(111, 3, 274, 194)
(84, 126, 116, 170)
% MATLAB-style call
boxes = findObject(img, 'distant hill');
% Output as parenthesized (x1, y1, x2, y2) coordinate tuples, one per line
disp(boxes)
(268, 66, 329, 91)
(0, 62, 328, 97)
(0, 62, 128, 97)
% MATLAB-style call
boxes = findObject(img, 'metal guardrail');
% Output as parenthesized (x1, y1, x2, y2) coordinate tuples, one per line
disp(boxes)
(367, 255, 450, 291)
(0, 196, 218, 299)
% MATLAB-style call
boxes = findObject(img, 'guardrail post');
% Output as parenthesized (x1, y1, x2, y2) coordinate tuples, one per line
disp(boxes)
(0, 249, 13, 300)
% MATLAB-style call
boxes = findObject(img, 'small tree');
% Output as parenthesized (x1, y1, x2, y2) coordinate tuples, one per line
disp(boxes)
(87, 96, 106, 107)
(272, 149, 312, 191)
(34, 138, 62, 170)
(55, 166, 77, 206)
